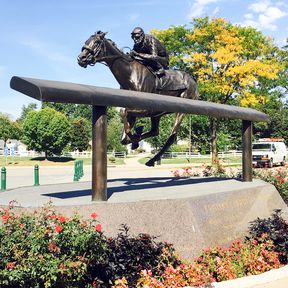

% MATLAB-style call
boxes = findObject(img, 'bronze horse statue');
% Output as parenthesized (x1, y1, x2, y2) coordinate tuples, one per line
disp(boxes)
(78, 31, 198, 166)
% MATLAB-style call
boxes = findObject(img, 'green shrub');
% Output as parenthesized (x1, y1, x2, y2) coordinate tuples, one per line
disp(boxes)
(99, 225, 180, 287)
(247, 209, 288, 264)
(0, 203, 107, 287)
(120, 235, 281, 288)
(0, 204, 179, 288)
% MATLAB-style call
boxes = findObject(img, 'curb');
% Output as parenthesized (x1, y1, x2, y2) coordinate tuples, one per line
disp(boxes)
(207, 265, 288, 288)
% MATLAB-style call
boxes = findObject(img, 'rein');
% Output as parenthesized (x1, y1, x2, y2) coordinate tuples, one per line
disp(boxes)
(88, 38, 133, 66)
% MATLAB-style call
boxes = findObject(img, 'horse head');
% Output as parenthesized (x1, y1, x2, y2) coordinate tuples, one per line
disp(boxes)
(77, 31, 108, 68)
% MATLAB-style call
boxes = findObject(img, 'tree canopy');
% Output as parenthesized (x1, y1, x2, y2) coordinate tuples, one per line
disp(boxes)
(152, 17, 284, 158)
(0, 114, 22, 145)
(22, 107, 71, 158)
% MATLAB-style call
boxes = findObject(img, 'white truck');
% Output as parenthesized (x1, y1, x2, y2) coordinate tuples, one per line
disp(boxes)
(252, 138, 287, 168)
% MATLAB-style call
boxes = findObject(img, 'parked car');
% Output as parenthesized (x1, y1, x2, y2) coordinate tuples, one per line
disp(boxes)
(252, 138, 287, 168)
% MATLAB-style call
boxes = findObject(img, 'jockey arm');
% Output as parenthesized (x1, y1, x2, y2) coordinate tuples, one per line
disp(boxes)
(131, 37, 169, 67)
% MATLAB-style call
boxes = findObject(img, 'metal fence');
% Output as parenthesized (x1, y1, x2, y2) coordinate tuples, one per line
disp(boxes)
(162, 151, 242, 159)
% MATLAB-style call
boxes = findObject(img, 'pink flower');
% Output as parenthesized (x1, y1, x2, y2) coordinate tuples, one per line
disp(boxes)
(95, 224, 102, 232)
(55, 225, 63, 233)
(1, 214, 10, 224)
(58, 215, 66, 223)
(6, 262, 16, 270)
(91, 212, 98, 219)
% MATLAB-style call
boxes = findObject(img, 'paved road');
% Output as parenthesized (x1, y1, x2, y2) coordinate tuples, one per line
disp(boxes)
(3, 153, 190, 190)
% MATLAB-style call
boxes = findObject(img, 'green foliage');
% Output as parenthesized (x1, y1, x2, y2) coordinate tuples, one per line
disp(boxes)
(0, 203, 285, 288)
(107, 116, 127, 152)
(247, 209, 288, 264)
(100, 225, 180, 287)
(134, 235, 280, 287)
(254, 95, 288, 144)
(17, 103, 37, 124)
(153, 17, 284, 161)
(70, 118, 90, 152)
(0, 114, 22, 143)
(0, 205, 179, 288)
(0, 204, 107, 288)
(42, 102, 92, 122)
(144, 114, 176, 150)
(22, 107, 71, 158)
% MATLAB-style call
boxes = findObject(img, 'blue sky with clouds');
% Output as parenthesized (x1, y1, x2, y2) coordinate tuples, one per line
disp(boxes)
(1, 0, 287, 119)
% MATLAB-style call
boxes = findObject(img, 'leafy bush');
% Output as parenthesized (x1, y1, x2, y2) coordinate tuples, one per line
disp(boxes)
(0, 203, 107, 287)
(0, 203, 285, 288)
(120, 236, 280, 288)
(0, 204, 179, 288)
(247, 209, 288, 264)
(100, 225, 180, 287)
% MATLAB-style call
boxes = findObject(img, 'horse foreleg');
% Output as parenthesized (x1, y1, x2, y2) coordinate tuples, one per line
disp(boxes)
(145, 113, 185, 167)
(136, 117, 160, 141)
(120, 109, 137, 145)
(130, 116, 161, 149)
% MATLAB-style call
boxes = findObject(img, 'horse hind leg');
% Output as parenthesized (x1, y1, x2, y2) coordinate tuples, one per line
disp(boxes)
(131, 126, 144, 150)
(145, 113, 185, 167)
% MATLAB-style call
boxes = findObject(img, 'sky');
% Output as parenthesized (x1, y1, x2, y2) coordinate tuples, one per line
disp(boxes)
(0, 0, 287, 120)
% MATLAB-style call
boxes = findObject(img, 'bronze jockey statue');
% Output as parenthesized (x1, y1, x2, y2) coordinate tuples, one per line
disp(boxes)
(130, 27, 169, 77)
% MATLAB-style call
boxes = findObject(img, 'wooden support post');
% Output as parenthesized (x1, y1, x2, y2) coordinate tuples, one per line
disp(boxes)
(92, 105, 107, 201)
(242, 120, 252, 182)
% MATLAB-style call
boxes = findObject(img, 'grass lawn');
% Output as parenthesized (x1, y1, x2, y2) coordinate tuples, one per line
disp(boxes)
(0, 156, 125, 167)
(139, 155, 242, 166)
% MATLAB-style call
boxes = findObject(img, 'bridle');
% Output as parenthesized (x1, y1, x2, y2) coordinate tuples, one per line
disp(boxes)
(81, 35, 133, 67)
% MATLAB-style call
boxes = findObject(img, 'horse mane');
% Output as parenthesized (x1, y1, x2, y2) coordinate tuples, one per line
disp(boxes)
(106, 39, 133, 61)
(92, 31, 133, 61)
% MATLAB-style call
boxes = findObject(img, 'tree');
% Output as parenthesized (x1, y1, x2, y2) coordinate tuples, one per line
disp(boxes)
(70, 117, 90, 152)
(107, 116, 127, 152)
(254, 94, 288, 144)
(0, 114, 22, 146)
(22, 107, 71, 158)
(153, 18, 282, 162)
(17, 103, 38, 124)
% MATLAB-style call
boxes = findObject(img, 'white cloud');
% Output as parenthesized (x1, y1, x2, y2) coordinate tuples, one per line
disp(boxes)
(188, 0, 220, 18)
(128, 14, 140, 22)
(249, 0, 270, 13)
(243, 0, 287, 31)
(212, 7, 220, 16)
(20, 38, 73, 66)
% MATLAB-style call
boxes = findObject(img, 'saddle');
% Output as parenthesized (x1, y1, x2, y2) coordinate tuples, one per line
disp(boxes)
(155, 70, 188, 91)
(132, 55, 188, 92)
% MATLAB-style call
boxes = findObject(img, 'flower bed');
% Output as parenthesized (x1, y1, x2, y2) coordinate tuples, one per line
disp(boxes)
(0, 202, 287, 287)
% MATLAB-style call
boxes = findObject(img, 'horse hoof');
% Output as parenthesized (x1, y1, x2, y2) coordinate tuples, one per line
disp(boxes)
(145, 159, 155, 167)
(131, 142, 139, 150)
(121, 138, 130, 145)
